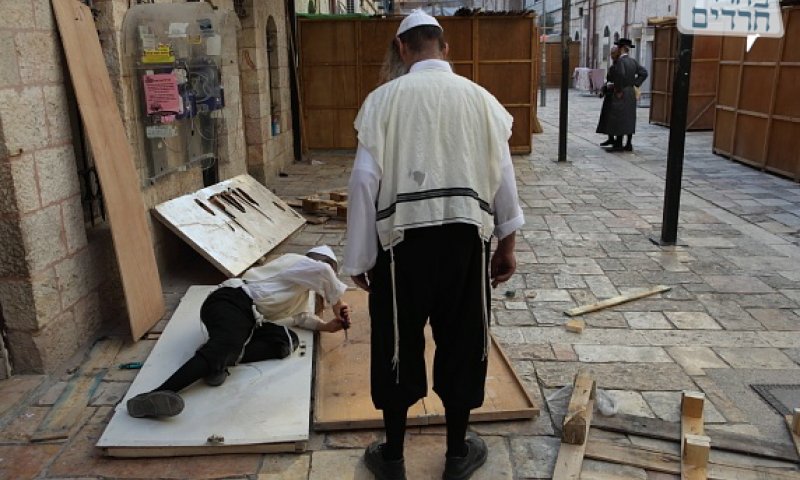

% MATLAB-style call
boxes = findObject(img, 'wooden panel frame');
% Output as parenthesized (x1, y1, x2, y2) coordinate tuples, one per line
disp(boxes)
(298, 15, 538, 154)
(713, 6, 800, 181)
(52, 0, 164, 340)
(313, 290, 539, 431)
(649, 19, 720, 131)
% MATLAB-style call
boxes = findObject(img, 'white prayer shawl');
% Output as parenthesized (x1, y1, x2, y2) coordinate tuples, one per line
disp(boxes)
(219, 254, 347, 330)
(355, 63, 513, 249)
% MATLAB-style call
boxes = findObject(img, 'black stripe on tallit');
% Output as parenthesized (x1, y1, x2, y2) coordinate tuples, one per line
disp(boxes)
(376, 188, 493, 221)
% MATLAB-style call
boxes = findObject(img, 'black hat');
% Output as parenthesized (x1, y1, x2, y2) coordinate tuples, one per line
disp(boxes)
(615, 38, 635, 48)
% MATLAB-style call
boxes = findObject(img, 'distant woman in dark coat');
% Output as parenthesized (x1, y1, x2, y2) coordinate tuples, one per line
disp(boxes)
(596, 38, 648, 151)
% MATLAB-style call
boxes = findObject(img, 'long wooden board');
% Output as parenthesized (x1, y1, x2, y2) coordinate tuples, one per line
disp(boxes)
(97, 286, 312, 456)
(552, 399, 595, 479)
(584, 432, 800, 480)
(592, 412, 799, 462)
(52, 0, 164, 340)
(681, 392, 709, 480)
(313, 290, 539, 430)
(153, 175, 305, 277)
(564, 286, 671, 317)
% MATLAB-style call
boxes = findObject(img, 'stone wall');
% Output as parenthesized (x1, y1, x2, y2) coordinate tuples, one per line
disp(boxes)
(0, 0, 295, 377)
(0, 0, 114, 374)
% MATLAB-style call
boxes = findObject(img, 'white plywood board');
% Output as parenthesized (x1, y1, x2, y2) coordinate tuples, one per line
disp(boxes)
(153, 175, 306, 277)
(97, 286, 313, 450)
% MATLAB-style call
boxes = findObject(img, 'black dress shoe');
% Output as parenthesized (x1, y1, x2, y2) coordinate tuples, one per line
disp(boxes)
(204, 368, 229, 387)
(624, 144, 633, 151)
(127, 390, 184, 418)
(442, 433, 488, 480)
(364, 442, 407, 480)
(599, 139, 614, 146)
(606, 144, 625, 152)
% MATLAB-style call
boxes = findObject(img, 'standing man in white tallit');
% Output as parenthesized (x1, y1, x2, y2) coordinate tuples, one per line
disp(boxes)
(343, 10, 524, 480)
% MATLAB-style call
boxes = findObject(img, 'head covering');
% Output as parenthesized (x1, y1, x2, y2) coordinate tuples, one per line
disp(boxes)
(397, 9, 442, 36)
(614, 38, 635, 48)
(307, 245, 337, 265)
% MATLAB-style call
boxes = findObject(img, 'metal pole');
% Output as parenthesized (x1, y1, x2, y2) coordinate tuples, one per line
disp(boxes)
(540, 0, 547, 107)
(660, 34, 694, 245)
(557, 0, 569, 162)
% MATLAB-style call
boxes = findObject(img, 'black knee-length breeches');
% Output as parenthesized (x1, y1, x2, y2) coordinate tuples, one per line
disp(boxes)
(197, 287, 298, 371)
(368, 223, 490, 411)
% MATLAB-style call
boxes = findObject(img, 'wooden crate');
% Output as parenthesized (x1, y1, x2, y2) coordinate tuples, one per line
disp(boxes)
(543, 41, 581, 87)
(649, 18, 721, 131)
(299, 15, 539, 154)
(713, 6, 800, 180)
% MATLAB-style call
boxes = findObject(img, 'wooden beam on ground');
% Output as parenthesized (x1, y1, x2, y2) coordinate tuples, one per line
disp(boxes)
(585, 433, 800, 480)
(592, 412, 799, 462)
(681, 391, 709, 480)
(552, 399, 595, 479)
(32, 338, 123, 441)
(564, 285, 671, 317)
(103, 441, 306, 458)
(787, 410, 800, 457)
(562, 369, 596, 445)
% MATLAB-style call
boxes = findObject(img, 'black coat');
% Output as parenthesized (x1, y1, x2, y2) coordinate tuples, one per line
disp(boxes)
(596, 55, 648, 136)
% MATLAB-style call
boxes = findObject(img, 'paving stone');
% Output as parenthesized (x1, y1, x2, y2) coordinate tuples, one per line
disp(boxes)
(624, 312, 673, 329)
(583, 311, 627, 328)
(666, 346, 730, 376)
(0, 444, 63, 479)
(714, 347, 799, 369)
(585, 275, 619, 298)
(534, 362, 695, 390)
(521, 326, 649, 346)
(783, 348, 800, 366)
(607, 390, 655, 417)
(502, 343, 554, 361)
(554, 273, 586, 289)
(0, 405, 48, 442)
(493, 309, 535, 326)
(702, 275, 775, 294)
(528, 289, 572, 302)
(574, 345, 672, 363)
(664, 311, 721, 330)
(324, 430, 382, 449)
(559, 258, 604, 275)
(0, 375, 44, 417)
(747, 308, 800, 331)
(551, 343, 577, 361)
(504, 301, 529, 310)
(89, 382, 128, 406)
(510, 436, 559, 479)
(642, 391, 725, 423)
(48, 423, 262, 478)
(696, 294, 764, 331)
(257, 453, 310, 480)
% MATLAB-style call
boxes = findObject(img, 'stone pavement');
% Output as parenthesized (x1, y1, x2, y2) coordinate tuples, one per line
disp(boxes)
(1, 89, 800, 479)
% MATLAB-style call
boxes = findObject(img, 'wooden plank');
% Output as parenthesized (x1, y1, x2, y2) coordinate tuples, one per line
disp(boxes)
(103, 441, 306, 458)
(593, 412, 799, 462)
(562, 369, 595, 445)
(153, 175, 305, 277)
(313, 290, 539, 430)
(52, 0, 164, 340)
(788, 414, 800, 458)
(564, 286, 671, 317)
(552, 399, 594, 480)
(97, 286, 314, 454)
(33, 338, 124, 441)
(681, 391, 708, 480)
(585, 434, 800, 480)
(565, 318, 585, 333)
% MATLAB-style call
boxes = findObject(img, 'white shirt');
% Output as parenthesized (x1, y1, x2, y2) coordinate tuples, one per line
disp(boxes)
(342, 60, 525, 276)
(221, 254, 348, 331)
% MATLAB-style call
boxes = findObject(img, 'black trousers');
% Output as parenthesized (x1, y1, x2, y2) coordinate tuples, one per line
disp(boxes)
(369, 223, 490, 411)
(197, 287, 298, 371)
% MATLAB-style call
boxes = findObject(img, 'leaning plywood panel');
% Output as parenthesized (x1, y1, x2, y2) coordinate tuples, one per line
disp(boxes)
(52, 0, 164, 340)
(153, 175, 306, 277)
(97, 286, 313, 456)
(314, 290, 538, 431)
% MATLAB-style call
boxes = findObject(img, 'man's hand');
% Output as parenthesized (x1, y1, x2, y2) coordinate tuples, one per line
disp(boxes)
(320, 318, 347, 332)
(490, 233, 517, 288)
(351, 273, 371, 292)
(332, 301, 351, 329)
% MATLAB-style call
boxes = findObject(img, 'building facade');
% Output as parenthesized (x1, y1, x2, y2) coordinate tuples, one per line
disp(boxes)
(0, 0, 297, 378)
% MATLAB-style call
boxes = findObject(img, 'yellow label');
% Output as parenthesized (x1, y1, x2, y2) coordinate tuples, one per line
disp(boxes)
(142, 45, 175, 64)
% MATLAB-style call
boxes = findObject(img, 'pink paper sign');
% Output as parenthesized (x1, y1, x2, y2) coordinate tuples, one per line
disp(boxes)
(143, 73, 182, 115)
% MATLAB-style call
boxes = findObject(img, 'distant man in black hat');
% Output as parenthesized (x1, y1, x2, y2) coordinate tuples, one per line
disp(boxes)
(596, 38, 648, 152)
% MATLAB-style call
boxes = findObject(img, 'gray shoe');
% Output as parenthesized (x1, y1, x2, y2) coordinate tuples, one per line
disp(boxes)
(204, 368, 229, 387)
(126, 390, 184, 418)
(364, 441, 406, 480)
(442, 433, 488, 480)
